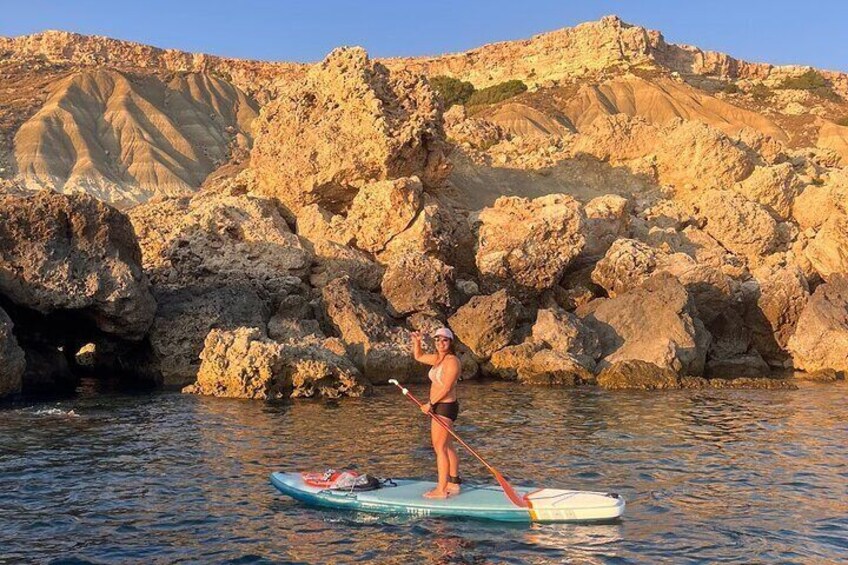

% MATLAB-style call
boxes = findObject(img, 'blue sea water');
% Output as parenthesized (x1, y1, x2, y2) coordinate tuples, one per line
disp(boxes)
(1, 380, 846, 564)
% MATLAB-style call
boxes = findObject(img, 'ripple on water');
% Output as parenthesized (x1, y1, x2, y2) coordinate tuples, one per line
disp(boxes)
(1, 381, 847, 563)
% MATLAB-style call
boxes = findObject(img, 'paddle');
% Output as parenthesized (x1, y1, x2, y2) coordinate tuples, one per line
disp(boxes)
(387, 379, 529, 508)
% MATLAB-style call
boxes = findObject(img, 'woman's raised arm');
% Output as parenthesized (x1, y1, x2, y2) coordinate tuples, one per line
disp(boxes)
(411, 331, 438, 365)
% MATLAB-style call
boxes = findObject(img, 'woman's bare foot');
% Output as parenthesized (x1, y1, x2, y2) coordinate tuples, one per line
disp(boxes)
(423, 488, 451, 499)
(446, 483, 461, 496)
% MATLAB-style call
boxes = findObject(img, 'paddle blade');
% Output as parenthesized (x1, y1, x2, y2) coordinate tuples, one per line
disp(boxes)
(493, 470, 529, 508)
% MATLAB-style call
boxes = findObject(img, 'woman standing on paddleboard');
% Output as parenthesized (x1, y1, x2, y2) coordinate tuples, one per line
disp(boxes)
(411, 327, 462, 499)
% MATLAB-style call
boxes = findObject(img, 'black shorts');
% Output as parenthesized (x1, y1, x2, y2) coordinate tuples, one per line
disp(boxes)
(432, 401, 459, 421)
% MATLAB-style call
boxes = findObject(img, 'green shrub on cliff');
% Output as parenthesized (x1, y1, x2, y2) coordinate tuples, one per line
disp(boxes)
(779, 70, 829, 91)
(749, 83, 773, 101)
(430, 76, 475, 108)
(466, 79, 528, 107)
(778, 70, 840, 101)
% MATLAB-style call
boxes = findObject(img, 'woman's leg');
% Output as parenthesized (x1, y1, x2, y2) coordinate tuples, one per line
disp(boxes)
(446, 435, 460, 493)
(425, 416, 451, 497)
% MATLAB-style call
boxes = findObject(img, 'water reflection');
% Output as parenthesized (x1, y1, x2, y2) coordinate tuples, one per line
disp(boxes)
(0, 381, 846, 563)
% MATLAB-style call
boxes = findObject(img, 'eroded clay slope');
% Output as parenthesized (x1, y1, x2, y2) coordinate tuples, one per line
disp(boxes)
(13, 69, 257, 208)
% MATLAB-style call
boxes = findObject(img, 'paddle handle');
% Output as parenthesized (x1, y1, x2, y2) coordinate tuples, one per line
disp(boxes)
(387, 379, 529, 508)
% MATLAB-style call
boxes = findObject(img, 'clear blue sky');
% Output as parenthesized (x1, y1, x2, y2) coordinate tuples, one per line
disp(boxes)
(1, 0, 846, 71)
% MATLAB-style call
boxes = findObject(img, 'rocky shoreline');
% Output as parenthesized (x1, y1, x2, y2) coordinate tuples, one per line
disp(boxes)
(2, 46, 847, 401)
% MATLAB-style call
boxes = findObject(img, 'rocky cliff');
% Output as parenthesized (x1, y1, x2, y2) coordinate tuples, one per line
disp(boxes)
(2, 16, 848, 400)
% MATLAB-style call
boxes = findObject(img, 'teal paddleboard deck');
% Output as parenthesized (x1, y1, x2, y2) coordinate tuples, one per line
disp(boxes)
(270, 472, 625, 523)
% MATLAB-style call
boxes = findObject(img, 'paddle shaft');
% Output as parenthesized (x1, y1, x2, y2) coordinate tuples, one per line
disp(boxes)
(388, 380, 529, 508)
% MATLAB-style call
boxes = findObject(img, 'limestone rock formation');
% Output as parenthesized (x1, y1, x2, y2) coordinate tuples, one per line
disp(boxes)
(296, 204, 384, 290)
(129, 182, 312, 385)
(597, 360, 681, 390)
(0, 307, 26, 398)
(517, 349, 594, 385)
(592, 238, 739, 324)
(788, 276, 848, 373)
(656, 120, 754, 191)
(484, 338, 593, 385)
(184, 327, 367, 399)
(735, 163, 800, 219)
(743, 264, 809, 365)
(251, 47, 449, 214)
(319, 276, 421, 382)
(381, 253, 458, 317)
(792, 171, 848, 230)
(531, 307, 600, 370)
(344, 177, 423, 253)
(129, 183, 312, 293)
(449, 290, 520, 359)
(473, 195, 585, 296)
(692, 190, 780, 262)
(578, 273, 710, 375)
(320, 276, 395, 350)
(0, 191, 155, 339)
(149, 284, 272, 386)
(583, 194, 630, 257)
(379, 194, 474, 272)
(804, 214, 848, 281)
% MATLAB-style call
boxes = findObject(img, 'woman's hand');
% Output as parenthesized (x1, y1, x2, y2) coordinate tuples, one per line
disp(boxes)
(410, 331, 422, 346)
(420, 402, 432, 414)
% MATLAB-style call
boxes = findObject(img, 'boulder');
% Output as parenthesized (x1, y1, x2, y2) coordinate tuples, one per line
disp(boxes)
(344, 177, 423, 253)
(184, 327, 367, 400)
(691, 190, 780, 262)
(578, 273, 710, 375)
(788, 275, 848, 373)
(381, 253, 457, 317)
(251, 47, 450, 214)
(149, 284, 272, 386)
(597, 360, 682, 390)
(474, 195, 585, 297)
(518, 349, 595, 386)
(792, 174, 848, 230)
(804, 214, 848, 281)
(379, 194, 475, 273)
(0, 192, 155, 339)
(319, 276, 394, 350)
(657, 120, 754, 191)
(363, 341, 426, 384)
(743, 263, 809, 365)
(0, 307, 25, 397)
(296, 204, 384, 290)
(268, 295, 324, 343)
(735, 163, 799, 219)
(317, 276, 424, 382)
(590, 239, 661, 297)
(592, 239, 740, 323)
(486, 339, 540, 380)
(734, 127, 788, 165)
(307, 240, 385, 291)
(531, 307, 601, 370)
(582, 194, 630, 257)
(129, 184, 311, 295)
(449, 290, 521, 359)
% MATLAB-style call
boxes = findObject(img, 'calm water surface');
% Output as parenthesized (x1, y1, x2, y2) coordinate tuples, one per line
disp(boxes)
(1, 381, 847, 564)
